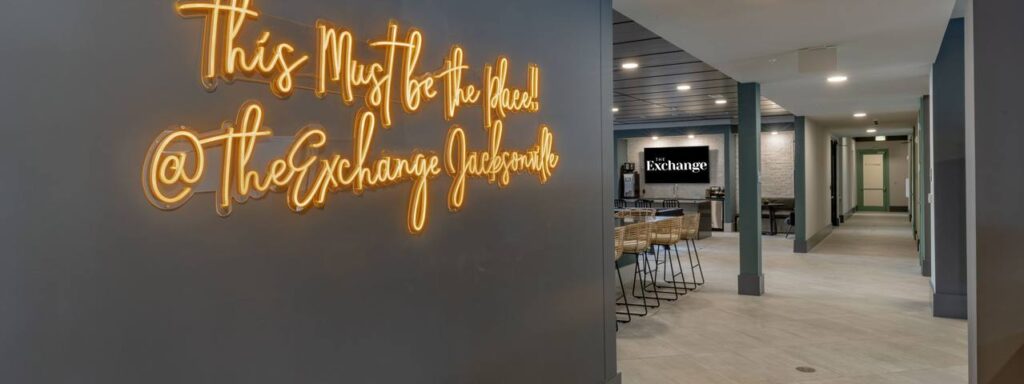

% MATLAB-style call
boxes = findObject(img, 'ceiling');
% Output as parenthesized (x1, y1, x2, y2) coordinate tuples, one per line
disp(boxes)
(612, 11, 789, 125)
(613, 0, 957, 137)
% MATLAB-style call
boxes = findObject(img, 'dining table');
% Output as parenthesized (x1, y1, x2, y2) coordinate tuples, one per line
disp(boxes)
(762, 202, 785, 235)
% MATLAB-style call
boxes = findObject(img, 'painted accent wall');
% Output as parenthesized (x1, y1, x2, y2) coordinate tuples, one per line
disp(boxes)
(966, 1, 1024, 381)
(0, 1, 615, 382)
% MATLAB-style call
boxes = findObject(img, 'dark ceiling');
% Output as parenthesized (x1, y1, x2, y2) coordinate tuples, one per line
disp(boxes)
(613, 11, 789, 124)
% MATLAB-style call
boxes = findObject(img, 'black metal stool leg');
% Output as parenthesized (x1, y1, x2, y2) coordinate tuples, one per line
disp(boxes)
(665, 242, 689, 294)
(615, 267, 634, 324)
(645, 246, 679, 300)
(688, 239, 704, 286)
(639, 251, 662, 307)
(628, 256, 656, 312)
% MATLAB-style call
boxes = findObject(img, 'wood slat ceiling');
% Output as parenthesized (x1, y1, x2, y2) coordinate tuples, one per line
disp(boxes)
(613, 11, 789, 124)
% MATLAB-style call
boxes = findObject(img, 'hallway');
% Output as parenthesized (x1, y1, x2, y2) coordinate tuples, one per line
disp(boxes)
(617, 212, 968, 383)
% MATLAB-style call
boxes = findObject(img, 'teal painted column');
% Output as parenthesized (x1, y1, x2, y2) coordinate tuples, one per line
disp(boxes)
(737, 82, 764, 296)
(917, 95, 931, 277)
(723, 126, 735, 230)
(793, 117, 807, 252)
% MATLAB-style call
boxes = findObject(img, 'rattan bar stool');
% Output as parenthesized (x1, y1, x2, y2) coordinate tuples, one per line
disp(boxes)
(613, 227, 634, 326)
(622, 221, 660, 310)
(647, 217, 688, 299)
(679, 213, 706, 288)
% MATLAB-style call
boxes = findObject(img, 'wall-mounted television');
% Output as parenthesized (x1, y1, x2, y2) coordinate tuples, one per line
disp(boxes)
(643, 146, 711, 183)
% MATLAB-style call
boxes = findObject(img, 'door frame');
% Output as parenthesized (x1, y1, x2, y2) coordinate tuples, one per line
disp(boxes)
(857, 149, 889, 211)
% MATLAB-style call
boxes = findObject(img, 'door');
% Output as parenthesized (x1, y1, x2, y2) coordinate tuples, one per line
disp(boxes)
(858, 149, 889, 211)
(830, 139, 840, 226)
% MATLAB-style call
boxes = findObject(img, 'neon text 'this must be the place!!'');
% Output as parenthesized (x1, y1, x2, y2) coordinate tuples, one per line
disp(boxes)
(142, 0, 559, 233)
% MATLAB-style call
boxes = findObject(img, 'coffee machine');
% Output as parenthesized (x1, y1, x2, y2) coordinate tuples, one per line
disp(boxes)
(619, 162, 640, 198)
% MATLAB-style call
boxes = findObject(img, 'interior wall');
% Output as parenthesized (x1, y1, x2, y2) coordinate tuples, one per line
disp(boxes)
(624, 131, 794, 201)
(804, 119, 831, 241)
(967, 0, 1024, 381)
(931, 17, 968, 319)
(0, 1, 614, 382)
(842, 138, 858, 215)
(855, 140, 912, 208)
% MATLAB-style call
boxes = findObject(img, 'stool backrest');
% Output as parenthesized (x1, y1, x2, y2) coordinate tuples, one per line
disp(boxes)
(624, 221, 651, 249)
(614, 227, 625, 261)
(681, 213, 701, 239)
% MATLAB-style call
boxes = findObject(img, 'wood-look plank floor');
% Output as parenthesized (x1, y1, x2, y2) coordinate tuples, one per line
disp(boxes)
(616, 212, 967, 384)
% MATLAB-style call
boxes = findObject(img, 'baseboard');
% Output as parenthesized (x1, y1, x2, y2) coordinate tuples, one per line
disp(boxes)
(889, 206, 909, 212)
(933, 292, 967, 319)
(605, 372, 622, 384)
(795, 225, 833, 253)
(738, 273, 764, 296)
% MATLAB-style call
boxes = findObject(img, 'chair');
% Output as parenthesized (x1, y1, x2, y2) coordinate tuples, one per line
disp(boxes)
(613, 227, 634, 326)
(783, 209, 795, 239)
(648, 217, 688, 299)
(622, 221, 660, 310)
(634, 208, 656, 217)
(679, 213, 706, 288)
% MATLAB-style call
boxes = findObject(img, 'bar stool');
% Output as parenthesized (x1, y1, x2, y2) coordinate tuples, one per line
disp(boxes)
(679, 213, 706, 288)
(622, 221, 660, 310)
(648, 217, 688, 299)
(614, 227, 634, 326)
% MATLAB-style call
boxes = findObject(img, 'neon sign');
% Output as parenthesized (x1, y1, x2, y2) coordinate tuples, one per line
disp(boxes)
(143, 0, 559, 234)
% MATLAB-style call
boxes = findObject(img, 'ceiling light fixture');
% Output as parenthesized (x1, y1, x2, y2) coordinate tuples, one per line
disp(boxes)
(621, 62, 639, 70)
(612, 107, 619, 113)
(676, 84, 692, 91)
(771, 131, 779, 135)
(875, 136, 886, 141)
(715, 99, 727, 105)
(854, 112, 867, 118)
(827, 75, 848, 83)
(867, 128, 877, 133)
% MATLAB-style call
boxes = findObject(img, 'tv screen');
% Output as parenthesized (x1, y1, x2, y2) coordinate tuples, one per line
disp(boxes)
(643, 146, 711, 183)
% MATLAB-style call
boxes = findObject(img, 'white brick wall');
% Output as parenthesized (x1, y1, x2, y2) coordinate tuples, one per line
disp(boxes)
(623, 131, 795, 200)
(761, 131, 795, 198)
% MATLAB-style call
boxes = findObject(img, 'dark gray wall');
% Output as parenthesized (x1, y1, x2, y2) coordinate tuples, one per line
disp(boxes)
(917, 96, 932, 278)
(930, 18, 967, 319)
(0, 1, 614, 383)
(966, 1, 1024, 382)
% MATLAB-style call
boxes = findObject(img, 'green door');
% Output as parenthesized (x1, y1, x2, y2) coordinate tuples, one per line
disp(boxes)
(857, 149, 889, 211)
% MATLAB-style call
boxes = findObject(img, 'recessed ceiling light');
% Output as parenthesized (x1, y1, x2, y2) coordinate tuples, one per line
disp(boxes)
(827, 75, 848, 83)
(771, 131, 779, 135)
(612, 107, 619, 113)
(652, 136, 659, 140)
(854, 112, 867, 118)
(621, 62, 639, 70)
(688, 134, 695, 139)
(875, 136, 886, 141)
(867, 128, 877, 133)
(676, 84, 692, 91)
(715, 99, 727, 105)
